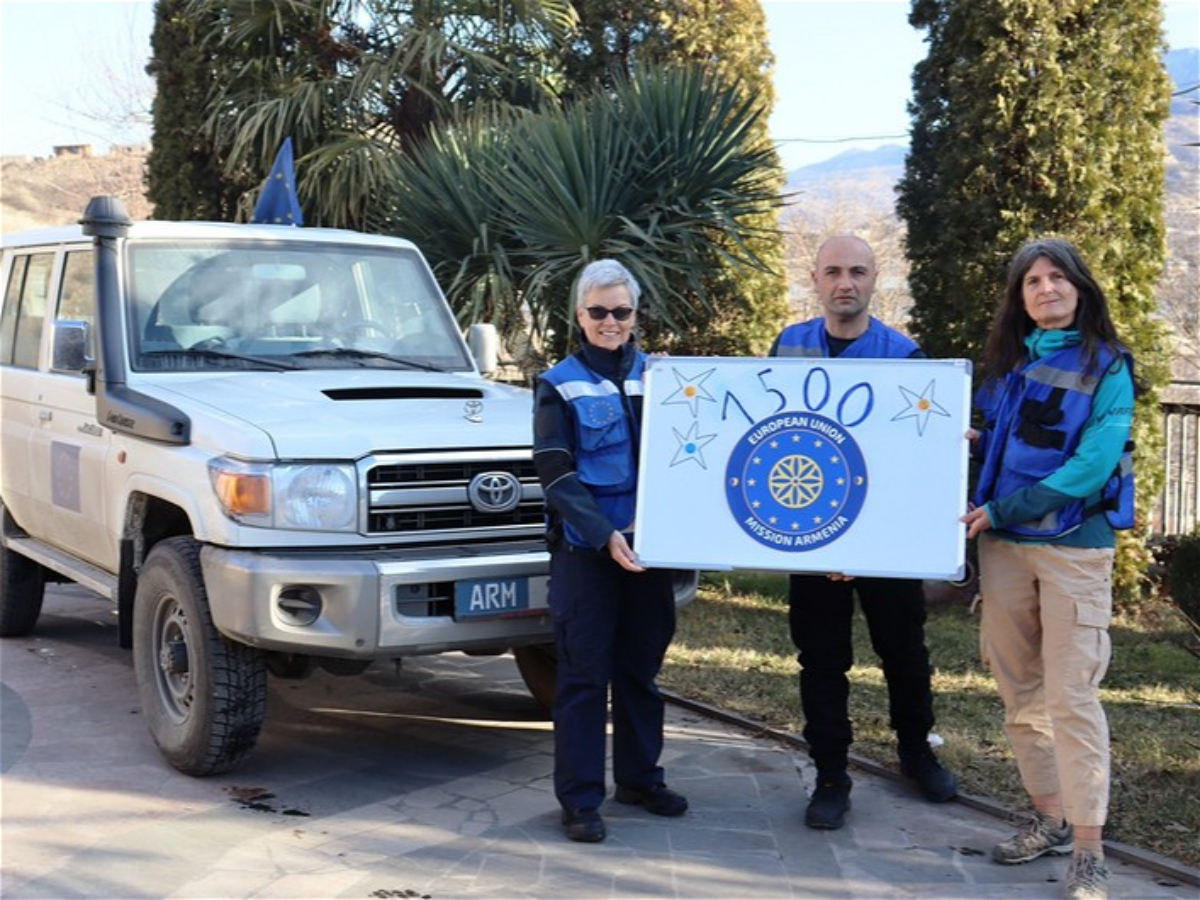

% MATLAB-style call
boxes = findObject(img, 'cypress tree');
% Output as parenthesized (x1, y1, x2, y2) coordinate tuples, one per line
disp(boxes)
(898, 0, 1173, 601)
(144, 0, 250, 220)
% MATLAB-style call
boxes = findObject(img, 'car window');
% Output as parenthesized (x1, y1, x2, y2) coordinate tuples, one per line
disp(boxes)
(57, 250, 96, 361)
(128, 240, 473, 372)
(0, 252, 54, 369)
(0, 256, 24, 364)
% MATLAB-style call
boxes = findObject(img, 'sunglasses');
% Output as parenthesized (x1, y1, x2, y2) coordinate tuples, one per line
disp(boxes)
(583, 305, 636, 322)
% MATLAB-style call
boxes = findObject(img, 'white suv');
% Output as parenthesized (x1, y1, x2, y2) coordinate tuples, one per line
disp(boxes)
(2, 196, 673, 775)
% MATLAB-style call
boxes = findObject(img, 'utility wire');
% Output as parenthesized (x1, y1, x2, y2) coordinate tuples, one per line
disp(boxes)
(775, 133, 910, 144)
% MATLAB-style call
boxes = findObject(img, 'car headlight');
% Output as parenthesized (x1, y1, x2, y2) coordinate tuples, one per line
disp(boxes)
(209, 458, 358, 532)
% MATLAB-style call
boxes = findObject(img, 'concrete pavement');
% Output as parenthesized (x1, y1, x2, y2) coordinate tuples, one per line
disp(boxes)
(2, 583, 1197, 899)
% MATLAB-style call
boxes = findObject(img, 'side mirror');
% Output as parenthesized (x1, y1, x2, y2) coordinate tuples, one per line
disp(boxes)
(467, 323, 499, 376)
(51, 320, 91, 373)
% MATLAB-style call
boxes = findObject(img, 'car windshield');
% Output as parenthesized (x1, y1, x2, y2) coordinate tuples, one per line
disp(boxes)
(126, 239, 473, 373)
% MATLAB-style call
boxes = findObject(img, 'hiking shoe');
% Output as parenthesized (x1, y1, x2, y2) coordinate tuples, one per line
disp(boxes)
(805, 772, 852, 830)
(614, 783, 689, 817)
(899, 747, 959, 803)
(1064, 851, 1109, 900)
(561, 807, 606, 843)
(992, 811, 1074, 864)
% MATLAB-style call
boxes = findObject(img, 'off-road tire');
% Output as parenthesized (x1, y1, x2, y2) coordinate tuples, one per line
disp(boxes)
(133, 536, 266, 776)
(0, 536, 46, 637)
(513, 642, 557, 710)
(511, 570, 696, 711)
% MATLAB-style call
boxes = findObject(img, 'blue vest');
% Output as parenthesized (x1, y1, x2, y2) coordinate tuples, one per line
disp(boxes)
(775, 317, 920, 359)
(975, 344, 1135, 538)
(541, 353, 646, 547)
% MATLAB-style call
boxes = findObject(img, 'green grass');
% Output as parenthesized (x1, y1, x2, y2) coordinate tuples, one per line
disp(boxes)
(660, 572, 1200, 868)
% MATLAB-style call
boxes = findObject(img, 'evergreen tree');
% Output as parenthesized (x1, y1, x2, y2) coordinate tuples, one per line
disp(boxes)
(144, 0, 252, 220)
(561, 0, 788, 356)
(897, 0, 1173, 602)
(143, 0, 786, 357)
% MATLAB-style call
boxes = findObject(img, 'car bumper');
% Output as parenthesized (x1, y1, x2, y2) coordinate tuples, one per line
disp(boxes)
(200, 545, 552, 658)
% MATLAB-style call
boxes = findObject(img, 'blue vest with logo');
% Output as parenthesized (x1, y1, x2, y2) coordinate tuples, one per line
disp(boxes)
(775, 317, 920, 359)
(542, 352, 646, 547)
(975, 343, 1135, 538)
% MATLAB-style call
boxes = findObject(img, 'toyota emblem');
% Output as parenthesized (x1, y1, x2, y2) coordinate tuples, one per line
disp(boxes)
(468, 471, 522, 514)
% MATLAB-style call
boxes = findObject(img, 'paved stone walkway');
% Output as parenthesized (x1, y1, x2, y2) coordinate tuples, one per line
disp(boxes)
(2, 584, 1197, 899)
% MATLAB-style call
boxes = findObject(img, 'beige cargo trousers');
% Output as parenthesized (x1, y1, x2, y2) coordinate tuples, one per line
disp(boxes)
(978, 535, 1115, 828)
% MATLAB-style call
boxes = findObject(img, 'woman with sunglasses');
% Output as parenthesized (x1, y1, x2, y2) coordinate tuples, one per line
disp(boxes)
(533, 258, 687, 843)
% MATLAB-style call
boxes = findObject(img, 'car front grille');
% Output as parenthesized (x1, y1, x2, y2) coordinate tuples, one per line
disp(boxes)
(366, 451, 543, 537)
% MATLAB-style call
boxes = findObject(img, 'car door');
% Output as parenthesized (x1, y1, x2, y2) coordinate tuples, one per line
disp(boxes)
(26, 246, 117, 570)
(1, 248, 56, 539)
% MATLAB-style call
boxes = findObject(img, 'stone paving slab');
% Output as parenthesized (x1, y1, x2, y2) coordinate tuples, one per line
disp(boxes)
(2, 584, 1197, 899)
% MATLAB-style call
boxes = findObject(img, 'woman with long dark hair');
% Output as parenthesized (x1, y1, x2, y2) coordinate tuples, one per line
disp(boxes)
(963, 238, 1136, 900)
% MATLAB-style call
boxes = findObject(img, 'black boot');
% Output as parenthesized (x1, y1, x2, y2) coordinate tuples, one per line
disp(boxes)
(899, 746, 958, 803)
(805, 771, 852, 829)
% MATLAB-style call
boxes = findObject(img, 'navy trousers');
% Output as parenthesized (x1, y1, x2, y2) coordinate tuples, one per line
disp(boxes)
(549, 547, 676, 812)
(787, 574, 935, 774)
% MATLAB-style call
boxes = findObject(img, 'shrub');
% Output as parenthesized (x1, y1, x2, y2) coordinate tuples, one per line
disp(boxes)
(1166, 531, 1200, 626)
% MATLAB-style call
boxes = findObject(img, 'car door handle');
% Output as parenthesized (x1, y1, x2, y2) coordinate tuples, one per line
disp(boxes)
(38, 409, 53, 422)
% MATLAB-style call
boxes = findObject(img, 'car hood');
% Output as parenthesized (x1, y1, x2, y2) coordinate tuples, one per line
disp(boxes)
(150, 370, 533, 459)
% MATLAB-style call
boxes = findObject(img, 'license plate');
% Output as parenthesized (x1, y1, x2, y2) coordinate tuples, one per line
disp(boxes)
(455, 576, 531, 619)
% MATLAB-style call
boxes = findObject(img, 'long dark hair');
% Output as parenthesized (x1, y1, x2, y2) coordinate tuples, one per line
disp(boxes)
(981, 238, 1124, 383)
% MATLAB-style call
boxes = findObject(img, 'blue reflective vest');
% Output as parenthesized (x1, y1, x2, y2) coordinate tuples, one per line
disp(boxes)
(775, 317, 920, 359)
(975, 344, 1135, 538)
(541, 352, 646, 547)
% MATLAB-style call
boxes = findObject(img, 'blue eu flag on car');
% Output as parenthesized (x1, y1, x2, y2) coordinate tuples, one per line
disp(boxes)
(251, 137, 304, 226)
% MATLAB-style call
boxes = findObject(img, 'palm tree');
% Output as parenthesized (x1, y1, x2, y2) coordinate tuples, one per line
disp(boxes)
(181, 0, 576, 228)
(389, 65, 783, 372)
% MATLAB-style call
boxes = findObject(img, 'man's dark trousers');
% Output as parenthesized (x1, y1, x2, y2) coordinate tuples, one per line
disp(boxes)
(788, 574, 935, 773)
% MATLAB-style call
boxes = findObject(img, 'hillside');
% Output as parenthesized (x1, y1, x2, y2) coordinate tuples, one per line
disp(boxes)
(0, 147, 152, 234)
(786, 48, 1198, 205)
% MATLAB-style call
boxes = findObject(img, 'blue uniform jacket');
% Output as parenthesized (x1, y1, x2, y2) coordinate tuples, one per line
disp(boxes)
(773, 316, 920, 359)
(534, 343, 646, 550)
(974, 329, 1135, 545)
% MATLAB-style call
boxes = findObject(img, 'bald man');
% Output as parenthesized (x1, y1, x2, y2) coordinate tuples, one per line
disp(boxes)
(770, 235, 958, 830)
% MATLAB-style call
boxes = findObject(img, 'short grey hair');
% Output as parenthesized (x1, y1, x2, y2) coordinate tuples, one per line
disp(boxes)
(574, 259, 641, 310)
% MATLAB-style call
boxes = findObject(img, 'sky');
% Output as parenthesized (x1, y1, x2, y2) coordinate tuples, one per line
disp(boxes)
(1, 0, 1197, 172)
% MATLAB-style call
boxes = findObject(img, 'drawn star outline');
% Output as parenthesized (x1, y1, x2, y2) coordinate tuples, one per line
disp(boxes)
(892, 379, 951, 436)
(660, 367, 717, 416)
(670, 421, 718, 469)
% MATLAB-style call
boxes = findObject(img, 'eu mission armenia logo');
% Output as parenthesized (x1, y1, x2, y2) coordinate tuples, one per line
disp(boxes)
(725, 412, 868, 551)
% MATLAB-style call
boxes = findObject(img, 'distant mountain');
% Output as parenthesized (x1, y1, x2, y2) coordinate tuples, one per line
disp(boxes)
(789, 144, 907, 181)
(784, 46, 1199, 206)
(1166, 47, 1199, 106)
(782, 146, 905, 221)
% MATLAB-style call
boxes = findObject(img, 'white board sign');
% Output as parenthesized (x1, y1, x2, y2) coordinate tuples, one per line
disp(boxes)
(634, 356, 973, 580)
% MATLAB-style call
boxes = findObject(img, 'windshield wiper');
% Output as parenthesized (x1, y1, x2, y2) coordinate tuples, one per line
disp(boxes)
(291, 347, 443, 371)
(155, 347, 301, 370)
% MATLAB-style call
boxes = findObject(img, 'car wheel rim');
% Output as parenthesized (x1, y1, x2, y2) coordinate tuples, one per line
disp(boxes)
(152, 597, 193, 723)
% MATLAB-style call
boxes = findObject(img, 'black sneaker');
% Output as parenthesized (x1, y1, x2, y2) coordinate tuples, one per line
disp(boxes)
(805, 772, 852, 829)
(614, 783, 689, 817)
(899, 747, 958, 803)
(561, 807, 606, 843)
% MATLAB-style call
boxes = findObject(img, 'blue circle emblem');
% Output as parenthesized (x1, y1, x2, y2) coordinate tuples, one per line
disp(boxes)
(725, 412, 868, 551)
